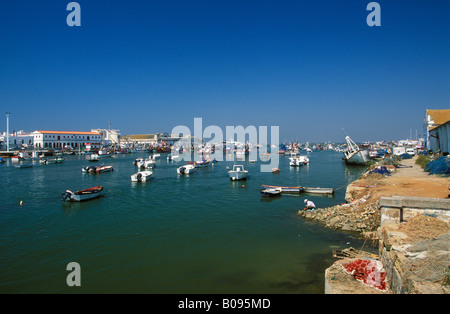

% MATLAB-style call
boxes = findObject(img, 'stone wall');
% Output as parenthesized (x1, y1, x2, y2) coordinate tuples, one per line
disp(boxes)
(378, 196, 450, 294)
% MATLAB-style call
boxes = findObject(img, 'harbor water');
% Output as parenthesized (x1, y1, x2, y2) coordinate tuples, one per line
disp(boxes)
(0, 150, 368, 293)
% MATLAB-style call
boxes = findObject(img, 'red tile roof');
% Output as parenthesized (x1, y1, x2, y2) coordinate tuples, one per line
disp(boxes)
(35, 130, 101, 135)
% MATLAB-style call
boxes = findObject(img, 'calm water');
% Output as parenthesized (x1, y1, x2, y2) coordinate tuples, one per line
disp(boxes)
(0, 150, 367, 293)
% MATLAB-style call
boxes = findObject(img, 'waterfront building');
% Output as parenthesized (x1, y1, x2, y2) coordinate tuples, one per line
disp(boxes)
(0, 131, 34, 150)
(31, 130, 102, 149)
(425, 109, 450, 153)
(121, 134, 159, 146)
(91, 128, 121, 146)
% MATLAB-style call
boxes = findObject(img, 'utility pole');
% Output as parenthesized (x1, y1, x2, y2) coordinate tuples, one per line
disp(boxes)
(5, 112, 10, 152)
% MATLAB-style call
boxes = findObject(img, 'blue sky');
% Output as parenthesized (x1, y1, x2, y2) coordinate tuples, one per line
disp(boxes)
(0, 0, 449, 143)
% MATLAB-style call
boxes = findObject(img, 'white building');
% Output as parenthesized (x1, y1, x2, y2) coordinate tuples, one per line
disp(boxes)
(0, 131, 34, 150)
(91, 129, 121, 145)
(31, 130, 102, 149)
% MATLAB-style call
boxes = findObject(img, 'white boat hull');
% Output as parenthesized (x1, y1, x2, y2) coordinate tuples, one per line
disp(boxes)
(343, 150, 370, 165)
(228, 165, 248, 180)
(63, 186, 104, 202)
(177, 165, 196, 174)
(131, 171, 153, 182)
(229, 171, 248, 180)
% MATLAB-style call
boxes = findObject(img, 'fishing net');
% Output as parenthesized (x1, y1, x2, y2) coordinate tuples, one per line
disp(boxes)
(342, 259, 387, 291)
(424, 156, 450, 175)
(399, 153, 413, 159)
(399, 215, 450, 285)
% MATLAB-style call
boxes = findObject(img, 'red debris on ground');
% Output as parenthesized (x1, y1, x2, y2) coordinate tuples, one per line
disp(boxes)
(342, 259, 387, 291)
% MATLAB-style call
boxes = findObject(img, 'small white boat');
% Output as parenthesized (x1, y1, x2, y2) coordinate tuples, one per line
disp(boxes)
(98, 150, 112, 158)
(261, 187, 282, 197)
(131, 170, 153, 182)
(62, 186, 104, 202)
(144, 158, 156, 169)
(289, 155, 309, 166)
(261, 184, 302, 193)
(82, 165, 113, 173)
(302, 187, 335, 194)
(228, 165, 248, 180)
(40, 157, 64, 164)
(177, 164, 196, 175)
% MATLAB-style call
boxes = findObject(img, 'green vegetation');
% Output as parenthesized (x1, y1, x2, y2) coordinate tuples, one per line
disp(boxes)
(416, 155, 432, 169)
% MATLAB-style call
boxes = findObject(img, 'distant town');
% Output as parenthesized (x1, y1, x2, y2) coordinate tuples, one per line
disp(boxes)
(1, 109, 449, 157)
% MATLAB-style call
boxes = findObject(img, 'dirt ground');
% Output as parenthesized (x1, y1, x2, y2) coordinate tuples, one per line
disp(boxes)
(347, 157, 450, 205)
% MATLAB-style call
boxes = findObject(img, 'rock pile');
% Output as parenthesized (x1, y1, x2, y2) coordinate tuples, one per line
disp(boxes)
(297, 198, 380, 233)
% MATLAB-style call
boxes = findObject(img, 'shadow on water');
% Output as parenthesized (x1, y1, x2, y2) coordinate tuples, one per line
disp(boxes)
(269, 251, 335, 294)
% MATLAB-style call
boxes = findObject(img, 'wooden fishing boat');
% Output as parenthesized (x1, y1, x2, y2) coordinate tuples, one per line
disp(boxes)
(261, 184, 303, 193)
(62, 186, 104, 202)
(302, 187, 335, 194)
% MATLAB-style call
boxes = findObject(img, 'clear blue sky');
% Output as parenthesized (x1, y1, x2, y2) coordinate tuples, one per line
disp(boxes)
(0, 0, 449, 143)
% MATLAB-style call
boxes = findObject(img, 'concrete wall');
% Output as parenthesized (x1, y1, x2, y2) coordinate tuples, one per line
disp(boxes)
(379, 195, 450, 226)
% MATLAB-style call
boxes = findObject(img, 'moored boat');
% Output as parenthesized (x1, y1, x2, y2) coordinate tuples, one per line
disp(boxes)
(342, 135, 370, 165)
(260, 187, 282, 197)
(131, 170, 153, 182)
(302, 187, 335, 194)
(261, 184, 303, 193)
(95, 165, 113, 173)
(228, 165, 248, 180)
(289, 155, 309, 166)
(40, 157, 64, 164)
(177, 164, 196, 174)
(194, 158, 211, 167)
(82, 165, 97, 173)
(62, 186, 104, 202)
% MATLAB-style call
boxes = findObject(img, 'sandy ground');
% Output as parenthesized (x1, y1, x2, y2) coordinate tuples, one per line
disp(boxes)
(347, 157, 450, 203)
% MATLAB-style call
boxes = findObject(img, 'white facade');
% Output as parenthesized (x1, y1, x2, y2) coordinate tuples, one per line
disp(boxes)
(91, 129, 121, 145)
(31, 130, 102, 149)
(0, 131, 34, 150)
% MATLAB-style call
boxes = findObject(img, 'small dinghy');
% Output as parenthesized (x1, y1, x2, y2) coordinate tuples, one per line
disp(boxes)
(131, 170, 153, 182)
(62, 186, 104, 202)
(260, 187, 282, 197)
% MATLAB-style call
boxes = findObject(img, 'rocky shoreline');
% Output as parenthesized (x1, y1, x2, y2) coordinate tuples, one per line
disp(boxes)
(297, 168, 382, 233)
(297, 156, 449, 234)
(298, 200, 380, 233)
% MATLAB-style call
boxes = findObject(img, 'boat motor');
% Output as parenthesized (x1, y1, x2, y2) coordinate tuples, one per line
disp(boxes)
(62, 190, 72, 201)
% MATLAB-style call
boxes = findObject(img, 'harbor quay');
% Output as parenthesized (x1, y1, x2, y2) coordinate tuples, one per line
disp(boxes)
(298, 156, 450, 294)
